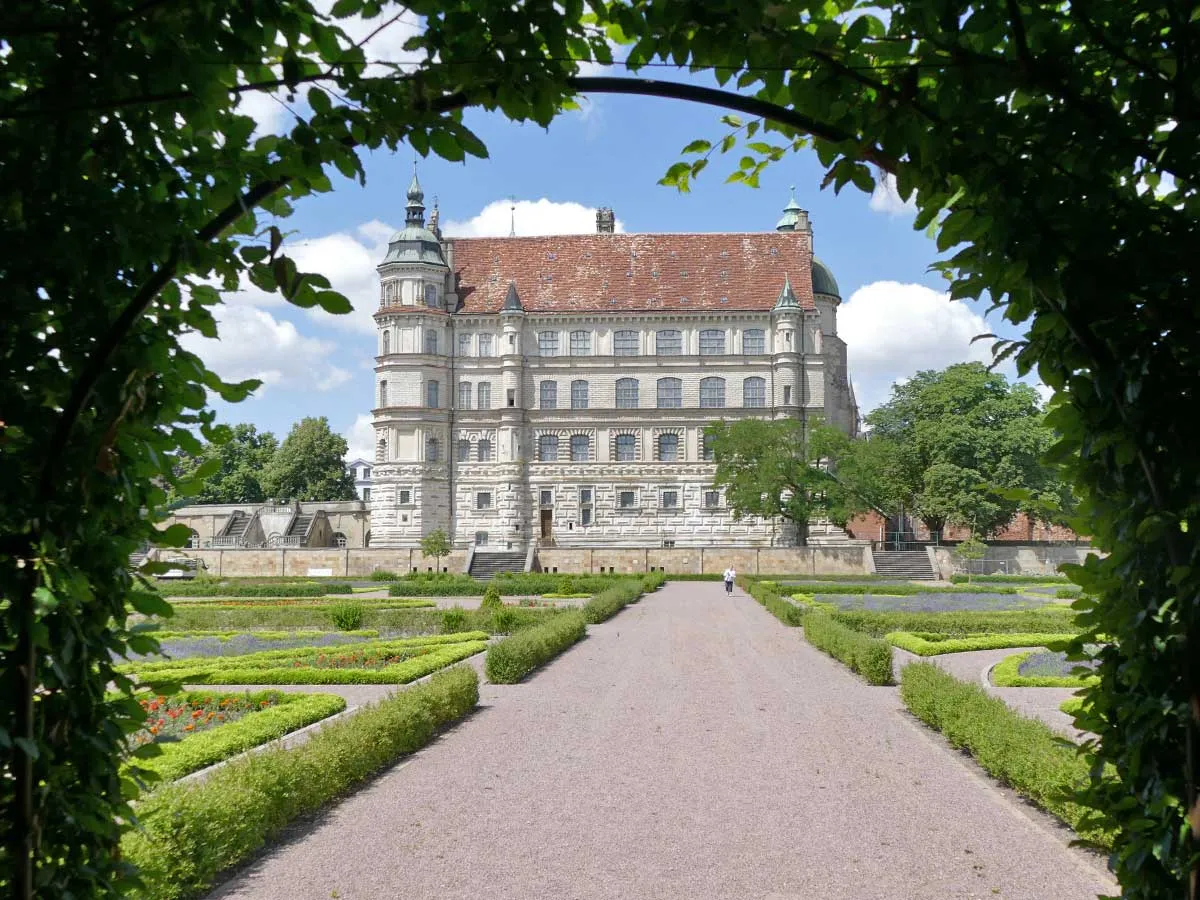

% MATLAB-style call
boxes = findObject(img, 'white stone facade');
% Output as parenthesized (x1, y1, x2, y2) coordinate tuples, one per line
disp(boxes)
(369, 182, 857, 550)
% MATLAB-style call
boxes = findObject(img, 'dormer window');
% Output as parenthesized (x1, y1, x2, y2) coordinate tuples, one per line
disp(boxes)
(424, 283, 438, 307)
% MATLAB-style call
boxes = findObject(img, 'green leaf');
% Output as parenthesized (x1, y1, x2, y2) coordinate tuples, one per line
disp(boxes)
(128, 591, 175, 618)
(315, 291, 353, 314)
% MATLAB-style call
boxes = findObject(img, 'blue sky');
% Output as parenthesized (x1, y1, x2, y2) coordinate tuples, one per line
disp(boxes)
(188, 78, 1032, 461)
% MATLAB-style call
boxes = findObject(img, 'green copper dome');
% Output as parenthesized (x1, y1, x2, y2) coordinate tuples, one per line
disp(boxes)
(776, 185, 805, 232)
(812, 256, 841, 298)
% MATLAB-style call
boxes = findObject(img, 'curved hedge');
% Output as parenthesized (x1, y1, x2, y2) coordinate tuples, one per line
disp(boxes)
(990, 650, 1099, 688)
(887, 632, 1076, 656)
(485, 611, 586, 684)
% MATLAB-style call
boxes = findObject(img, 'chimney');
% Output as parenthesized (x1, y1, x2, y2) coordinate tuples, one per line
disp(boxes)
(596, 207, 615, 234)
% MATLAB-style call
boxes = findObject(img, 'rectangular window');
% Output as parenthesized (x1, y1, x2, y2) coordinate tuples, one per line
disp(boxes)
(616, 378, 639, 409)
(538, 435, 559, 462)
(613, 330, 639, 356)
(699, 329, 726, 355)
(657, 378, 682, 409)
(475, 531, 489, 546)
(458, 334, 472, 357)
(663, 539, 676, 549)
(363, 487, 372, 502)
(657, 433, 679, 462)
(570, 330, 592, 356)
(656, 329, 682, 355)
(478, 439, 493, 461)
(784, 385, 792, 405)
(619, 490, 637, 510)
(478, 334, 494, 357)
(581, 507, 593, 526)
(398, 489, 412, 505)
(457, 439, 471, 462)
(538, 331, 559, 356)
(476, 492, 492, 510)
(540, 490, 553, 507)
(743, 377, 767, 408)
(426, 438, 440, 462)
(477, 382, 491, 409)
(615, 434, 637, 461)
(661, 490, 679, 510)
(570, 434, 590, 462)
(426, 381, 440, 408)
(363, 467, 371, 479)
(571, 380, 589, 409)
(425, 330, 439, 355)
(506, 388, 515, 407)
(458, 382, 472, 409)
(743, 329, 765, 354)
(540, 380, 557, 410)
(704, 490, 721, 509)
(699, 377, 726, 409)
(702, 432, 715, 461)
(580, 488, 593, 504)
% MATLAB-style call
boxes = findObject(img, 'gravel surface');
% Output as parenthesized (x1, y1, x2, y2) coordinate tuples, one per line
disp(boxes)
(210, 582, 1112, 900)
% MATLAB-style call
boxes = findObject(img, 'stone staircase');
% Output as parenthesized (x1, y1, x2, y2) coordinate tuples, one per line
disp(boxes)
(871, 549, 937, 581)
(287, 512, 313, 541)
(214, 510, 253, 547)
(468, 550, 528, 580)
(129, 546, 149, 570)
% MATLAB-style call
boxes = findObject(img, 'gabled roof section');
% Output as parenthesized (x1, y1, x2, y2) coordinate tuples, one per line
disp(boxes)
(449, 232, 815, 314)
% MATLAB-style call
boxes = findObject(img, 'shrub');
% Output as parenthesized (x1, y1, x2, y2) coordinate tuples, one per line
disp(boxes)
(128, 691, 346, 784)
(950, 573, 1070, 584)
(1055, 586, 1083, 599)
(491, 608, 517, 634)
(485, 611, 587, 683)
(582, 580, 645, 624)
(441, 607, 469, 634)
(662, 573, 723, 581)
(828, 607, 1079, 638)
(326, 601, 366, 631)
(748, 580, 805, 626)
(368, 569, 402, 581)
(802, 612, 894, 684)
(154, 582, 352, 597)
(122, 667, 479, 898)
(991, 650, 1099, 688)
(479, 584, 504, 612)
(886, 631, 1077, 656)
(900, 662, 1110, 847)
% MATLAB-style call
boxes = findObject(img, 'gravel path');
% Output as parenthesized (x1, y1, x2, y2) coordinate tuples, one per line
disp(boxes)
(210, 582, 1112, 900)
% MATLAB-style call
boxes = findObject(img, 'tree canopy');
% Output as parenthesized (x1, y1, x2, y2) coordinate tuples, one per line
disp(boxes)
(169, 424, 279, 505)
(261, 417, 357, 502)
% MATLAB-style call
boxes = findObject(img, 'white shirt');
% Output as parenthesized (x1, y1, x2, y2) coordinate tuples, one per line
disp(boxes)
(723, 569, 735, 581)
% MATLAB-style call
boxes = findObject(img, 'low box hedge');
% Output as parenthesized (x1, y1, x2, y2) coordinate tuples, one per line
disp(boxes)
(153, 582, 353, 598)
(485, 611, 587, 683)
(168, 597, 435, 609)
(990, 650, 1099, 688)
(802, 612, 894, 685)
(826, 607, 1080, 638)
(747, 580, 806, 627)
(900, 662, 1109, 847)
(150, 629, 378, 641)
(127, 691, 346, 784)
(122, 666, 479, 899)
(789, 582, 1019, 596)
(582, 580, 645, 624)
(886, 631, 1077, 656)
(949, 573, 1070, 584)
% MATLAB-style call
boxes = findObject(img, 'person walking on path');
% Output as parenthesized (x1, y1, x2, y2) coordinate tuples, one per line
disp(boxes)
(723, 567, 736, 594)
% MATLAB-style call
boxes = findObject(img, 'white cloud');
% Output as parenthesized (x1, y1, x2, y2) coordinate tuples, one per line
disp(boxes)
(235, 90, 290, 137)
(868, 172, 918, 216)
(183, 304, 351, 394)
(444, 198, 626, 237)
(839, 281, 998, 411)
(316, 0, 425, 76)
(343, 413, 377, 462)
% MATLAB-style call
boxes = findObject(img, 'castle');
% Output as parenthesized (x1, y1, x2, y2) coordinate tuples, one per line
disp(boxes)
(368, 173, 858, 552)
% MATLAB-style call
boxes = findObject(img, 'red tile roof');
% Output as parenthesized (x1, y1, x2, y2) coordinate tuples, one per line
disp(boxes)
(448, 232, 815, 315)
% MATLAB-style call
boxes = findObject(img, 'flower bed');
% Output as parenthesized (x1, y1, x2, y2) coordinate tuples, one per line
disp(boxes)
(789, 582, 1020, 596)
(991, 649, 1099, 687)
(127, 690, 345, 784)
(135, 631, 379, 660)
(825, 607, 1080, 638)
(804, 591, 1049, 612)
(167, 597, 434, 609)
(123, 632, 490, 685)
(886, 631, 1076, 656)
(153, 582, 353, 597)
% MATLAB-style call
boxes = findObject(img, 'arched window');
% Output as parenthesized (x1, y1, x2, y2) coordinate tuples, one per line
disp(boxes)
(378, 380, 388, 407)
(657, 433, 680, 462)
(571, 380, 589, 409)
(381, 330, 390, 355)
(657, 377, 682, 408)
(742, 329, 765, 354)
(570, 434, 590, 461)
(613, 329, 639, 356)
(743, 376, 767, 408)
(186, 529, 200, 549)
(426, 380, 439, 408)
(457, 439, 471, 462)
(699, 329, 726, 355)
(426, 437, 441, 461)
(570, 330, 592, 355)
(616, 377, 639, 408)
(333, 531, 348, 548)
(478, 439, 493, 461)
(700, 376, 726, 408)
(538, 434, 559, 461)
(539, 380, 558, 409)
(615, 433, 637, 461)
(424, 283, 438, 307)
(424, 329, 438, 355)
(656, 329, 682, 355)
(364, 530, 372, 548)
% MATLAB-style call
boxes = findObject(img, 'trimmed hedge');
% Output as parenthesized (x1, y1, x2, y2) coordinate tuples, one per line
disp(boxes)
(485, 611, 587, 683)
(750, 573, 888, 583)
(540, 592, 593, 600)
(168, 598, 435, 609)
(151, 629, 378, 641)
(385, 572, 666, 597)
(886, 631, 1076, 656)
(122, 666, 479, 899)
(791, 582, 1019, 595)
(802, 612, 894, 685)
(827, 607, 1080, 638)
(950, 573, 1070, 584)
(153, 582, 353, 598)
(582, 580, 645, 624)
(747, 580, 806, 626)
(990, 650, 1099, 688)
(128, 691, 346, 784)
(900, 662, 1109, 847)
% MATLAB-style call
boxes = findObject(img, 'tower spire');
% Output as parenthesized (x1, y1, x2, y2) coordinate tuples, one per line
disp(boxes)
(508, 195, 517, 238)
(405, 161, 425, 228)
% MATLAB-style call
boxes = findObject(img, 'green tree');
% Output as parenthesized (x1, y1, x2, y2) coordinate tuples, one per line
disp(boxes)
(261, 417, 356, 501)
(707, 419, 846, 545)
(954, 535, 988, 583)
(420, 529, 452, 571)
(169, 423, 278, 505)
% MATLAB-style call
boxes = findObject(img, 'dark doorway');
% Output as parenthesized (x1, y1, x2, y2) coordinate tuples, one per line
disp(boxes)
(540, 508, 553, 541)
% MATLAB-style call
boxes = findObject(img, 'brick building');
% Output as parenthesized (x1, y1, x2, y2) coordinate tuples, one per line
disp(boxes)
(369, 173, 858, 551)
